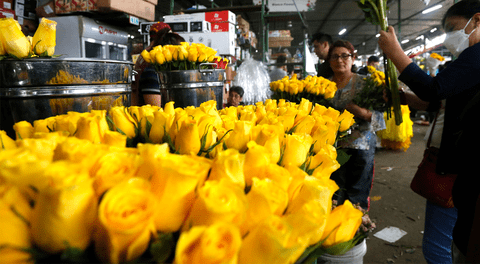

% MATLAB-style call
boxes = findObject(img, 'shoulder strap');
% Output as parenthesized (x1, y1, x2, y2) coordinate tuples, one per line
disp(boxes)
(426, 111, 439, 148)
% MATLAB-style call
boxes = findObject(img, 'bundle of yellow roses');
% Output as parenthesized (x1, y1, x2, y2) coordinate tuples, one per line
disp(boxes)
(0, 99, 367, 264)
(270, 74, 337, 107)
(140, 42, 229, 71)
(377, 105, 414, 151)
(0, 17, 57, 60)
(353, 66, 389, 117)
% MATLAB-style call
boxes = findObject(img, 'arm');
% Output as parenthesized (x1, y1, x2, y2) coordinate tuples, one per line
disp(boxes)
(345, 103, 372, 122)
(378, 26, 412, 74)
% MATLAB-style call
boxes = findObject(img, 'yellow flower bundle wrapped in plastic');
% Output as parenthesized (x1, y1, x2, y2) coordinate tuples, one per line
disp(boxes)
(430, 52, 445, 61)
(377, 105, 414, 151)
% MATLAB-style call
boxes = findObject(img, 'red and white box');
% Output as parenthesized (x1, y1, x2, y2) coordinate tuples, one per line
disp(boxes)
(211, 22, 235, 32)
(0, 6, 14, 18)
(205, 10, 236, 24)
(0, 0, 12, 9)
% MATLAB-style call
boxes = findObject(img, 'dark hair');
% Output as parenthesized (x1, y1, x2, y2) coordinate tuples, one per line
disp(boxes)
(368, 55, 380, 63)
(442, 0, 480, 28)
(311, 32, 333, 46)
(158, 33, 185, 45)
(327, 40, 356, 61)
(229, 86, 244, 97)
(276, 55, 287, 64)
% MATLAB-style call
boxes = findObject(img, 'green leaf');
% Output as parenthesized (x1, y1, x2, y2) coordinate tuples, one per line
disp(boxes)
(336, 149, 351, 166)
(60, 242, 89, 263)
(150, 232, 176, 263)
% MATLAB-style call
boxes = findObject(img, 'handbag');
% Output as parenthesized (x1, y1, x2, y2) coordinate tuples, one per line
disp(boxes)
(410, 113, 457, 208)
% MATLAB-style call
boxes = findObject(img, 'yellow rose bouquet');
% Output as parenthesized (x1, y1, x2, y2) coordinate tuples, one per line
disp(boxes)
(0, 17, 58, 60)
(270, 74, 337, 107)
(0, 98, 371, 264)
(352, 66, 390, 116)
(141, 42, 229, 71)
(377, 105, 414, 151)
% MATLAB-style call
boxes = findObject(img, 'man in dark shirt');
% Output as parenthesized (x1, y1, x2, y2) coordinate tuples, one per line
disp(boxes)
(357, 55, 380, 75)
(311, 32, 333, 78)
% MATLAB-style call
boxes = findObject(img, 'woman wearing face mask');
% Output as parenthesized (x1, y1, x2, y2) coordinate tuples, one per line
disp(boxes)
(378, 1, 480, 263)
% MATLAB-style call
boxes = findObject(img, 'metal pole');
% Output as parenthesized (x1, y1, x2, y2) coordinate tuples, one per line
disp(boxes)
(261, 0, 267, 63)
(170, 0, 174, 15)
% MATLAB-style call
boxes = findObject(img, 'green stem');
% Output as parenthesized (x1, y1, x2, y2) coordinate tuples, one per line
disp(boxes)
(378, 0, 403, 125)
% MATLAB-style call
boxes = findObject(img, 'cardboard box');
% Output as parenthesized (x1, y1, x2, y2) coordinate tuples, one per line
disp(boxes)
(55, 0, 71, 14)
(269, 36, 293, 48)
(163, 13, 205, 23)
(205, 10, 235, 24)
(87, 0, 97, 11)
(35, 1, 55, 17)
(0, 6, 14, 18)
(211, 22, 235, 33)
(269, 30, 291, 38)
(1, 0, 12, 9)
(97, 0, 155, 21)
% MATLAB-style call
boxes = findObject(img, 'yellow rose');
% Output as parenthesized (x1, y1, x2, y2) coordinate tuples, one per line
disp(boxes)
(243, 141, 272, 186)
(281, 133, 313, 167)
(250, 177, 288, 216)
(53, 114, 76, 135)
(95, 178, 156, 264)
(225, 121, 253, 152)
(286, 176, 339, 245)
(209, 148, 245, 189)
(103, 130, 127, 147)
(255, 124, 283, 163)
(31, 163, 97, 254)
(150, 154, 212, 232)
(238, 215, 303, 264)
(293, 115, 316, 134)
(261, 163, 293, 192)
(13, 121, 33, 140)
(110, 106, 137, 138)
(0, 201, 33, 264)
(0, 130, 16, 150)
(149, 110, 173, 144)
(338, 110, 355, 132)
(75, 115, 102, 143)
(32, 17, 56, 56)
(33, 119, 51, 133)
(91, 151, 140, 197)
(0, 148, 50, 190)
(175, 118, 201, 155)
(310, 145, 341, 179)
(321, 200, 363, 248)
(174, 222, 242, 264)
(15, 138, 57, 162)
(284, 164, 308, 203)
(311, 118, 339, 152)
(52, 137, 109, 172)
(184, 179, 247, 230)
(0, 18, 31, 59)
(141, 49, 153, 64)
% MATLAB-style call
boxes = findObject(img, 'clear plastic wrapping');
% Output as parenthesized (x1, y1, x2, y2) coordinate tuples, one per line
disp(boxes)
(232, 57, 271, 105)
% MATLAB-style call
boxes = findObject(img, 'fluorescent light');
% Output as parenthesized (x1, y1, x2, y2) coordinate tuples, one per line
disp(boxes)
(354, 49, 358, 53)
(375, 33, 380, 38)
(422, 4, 442, 14)
(430, 28, 437, 33)
(401, 39, 410, 44)
(338, 28, 347, 35)
(416, 35, 424, 40)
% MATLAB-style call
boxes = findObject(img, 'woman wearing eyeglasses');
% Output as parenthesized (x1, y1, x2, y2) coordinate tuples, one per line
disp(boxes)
(327, 40, 386, 212)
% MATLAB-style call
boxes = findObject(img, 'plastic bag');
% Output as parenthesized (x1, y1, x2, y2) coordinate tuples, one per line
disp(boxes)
(425, 56, 443, 74)
(232, 57, 272, 105)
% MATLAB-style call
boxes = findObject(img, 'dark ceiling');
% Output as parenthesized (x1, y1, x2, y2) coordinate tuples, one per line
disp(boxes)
(155, 0, 453, 59)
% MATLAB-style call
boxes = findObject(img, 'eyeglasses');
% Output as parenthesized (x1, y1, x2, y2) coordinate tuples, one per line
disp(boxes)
(330, 53, 353, 61)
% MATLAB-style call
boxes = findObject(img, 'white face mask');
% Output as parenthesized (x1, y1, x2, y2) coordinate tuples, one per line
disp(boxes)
(443, 17, 476, 57)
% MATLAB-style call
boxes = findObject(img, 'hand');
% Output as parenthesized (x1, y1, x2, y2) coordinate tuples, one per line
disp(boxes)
(378, 26, 402, 58)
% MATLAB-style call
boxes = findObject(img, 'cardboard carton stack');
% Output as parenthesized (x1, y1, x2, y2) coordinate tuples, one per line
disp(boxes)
(0, 0, 14, 18)
(269, 30, 293, 48)
(35, 0, 157, 21)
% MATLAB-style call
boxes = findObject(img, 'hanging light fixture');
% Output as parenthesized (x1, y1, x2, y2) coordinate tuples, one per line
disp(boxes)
(422, 4, 442, 14)
(338, 28, 347, 35)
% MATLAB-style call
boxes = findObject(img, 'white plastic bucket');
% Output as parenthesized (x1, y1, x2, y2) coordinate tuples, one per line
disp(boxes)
(316, 239, 367, 264)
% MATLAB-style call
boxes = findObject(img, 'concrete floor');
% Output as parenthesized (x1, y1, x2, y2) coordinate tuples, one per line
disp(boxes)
(364, 123, 431, 264)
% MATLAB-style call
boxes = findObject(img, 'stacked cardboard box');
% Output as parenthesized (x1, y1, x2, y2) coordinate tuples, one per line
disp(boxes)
(269, 30, 293, 47)
(0, 0, 14, 18)
(35, 0, 156, 21)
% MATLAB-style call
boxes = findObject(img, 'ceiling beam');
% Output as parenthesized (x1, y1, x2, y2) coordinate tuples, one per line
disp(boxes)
(315, 0, 342, 33)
